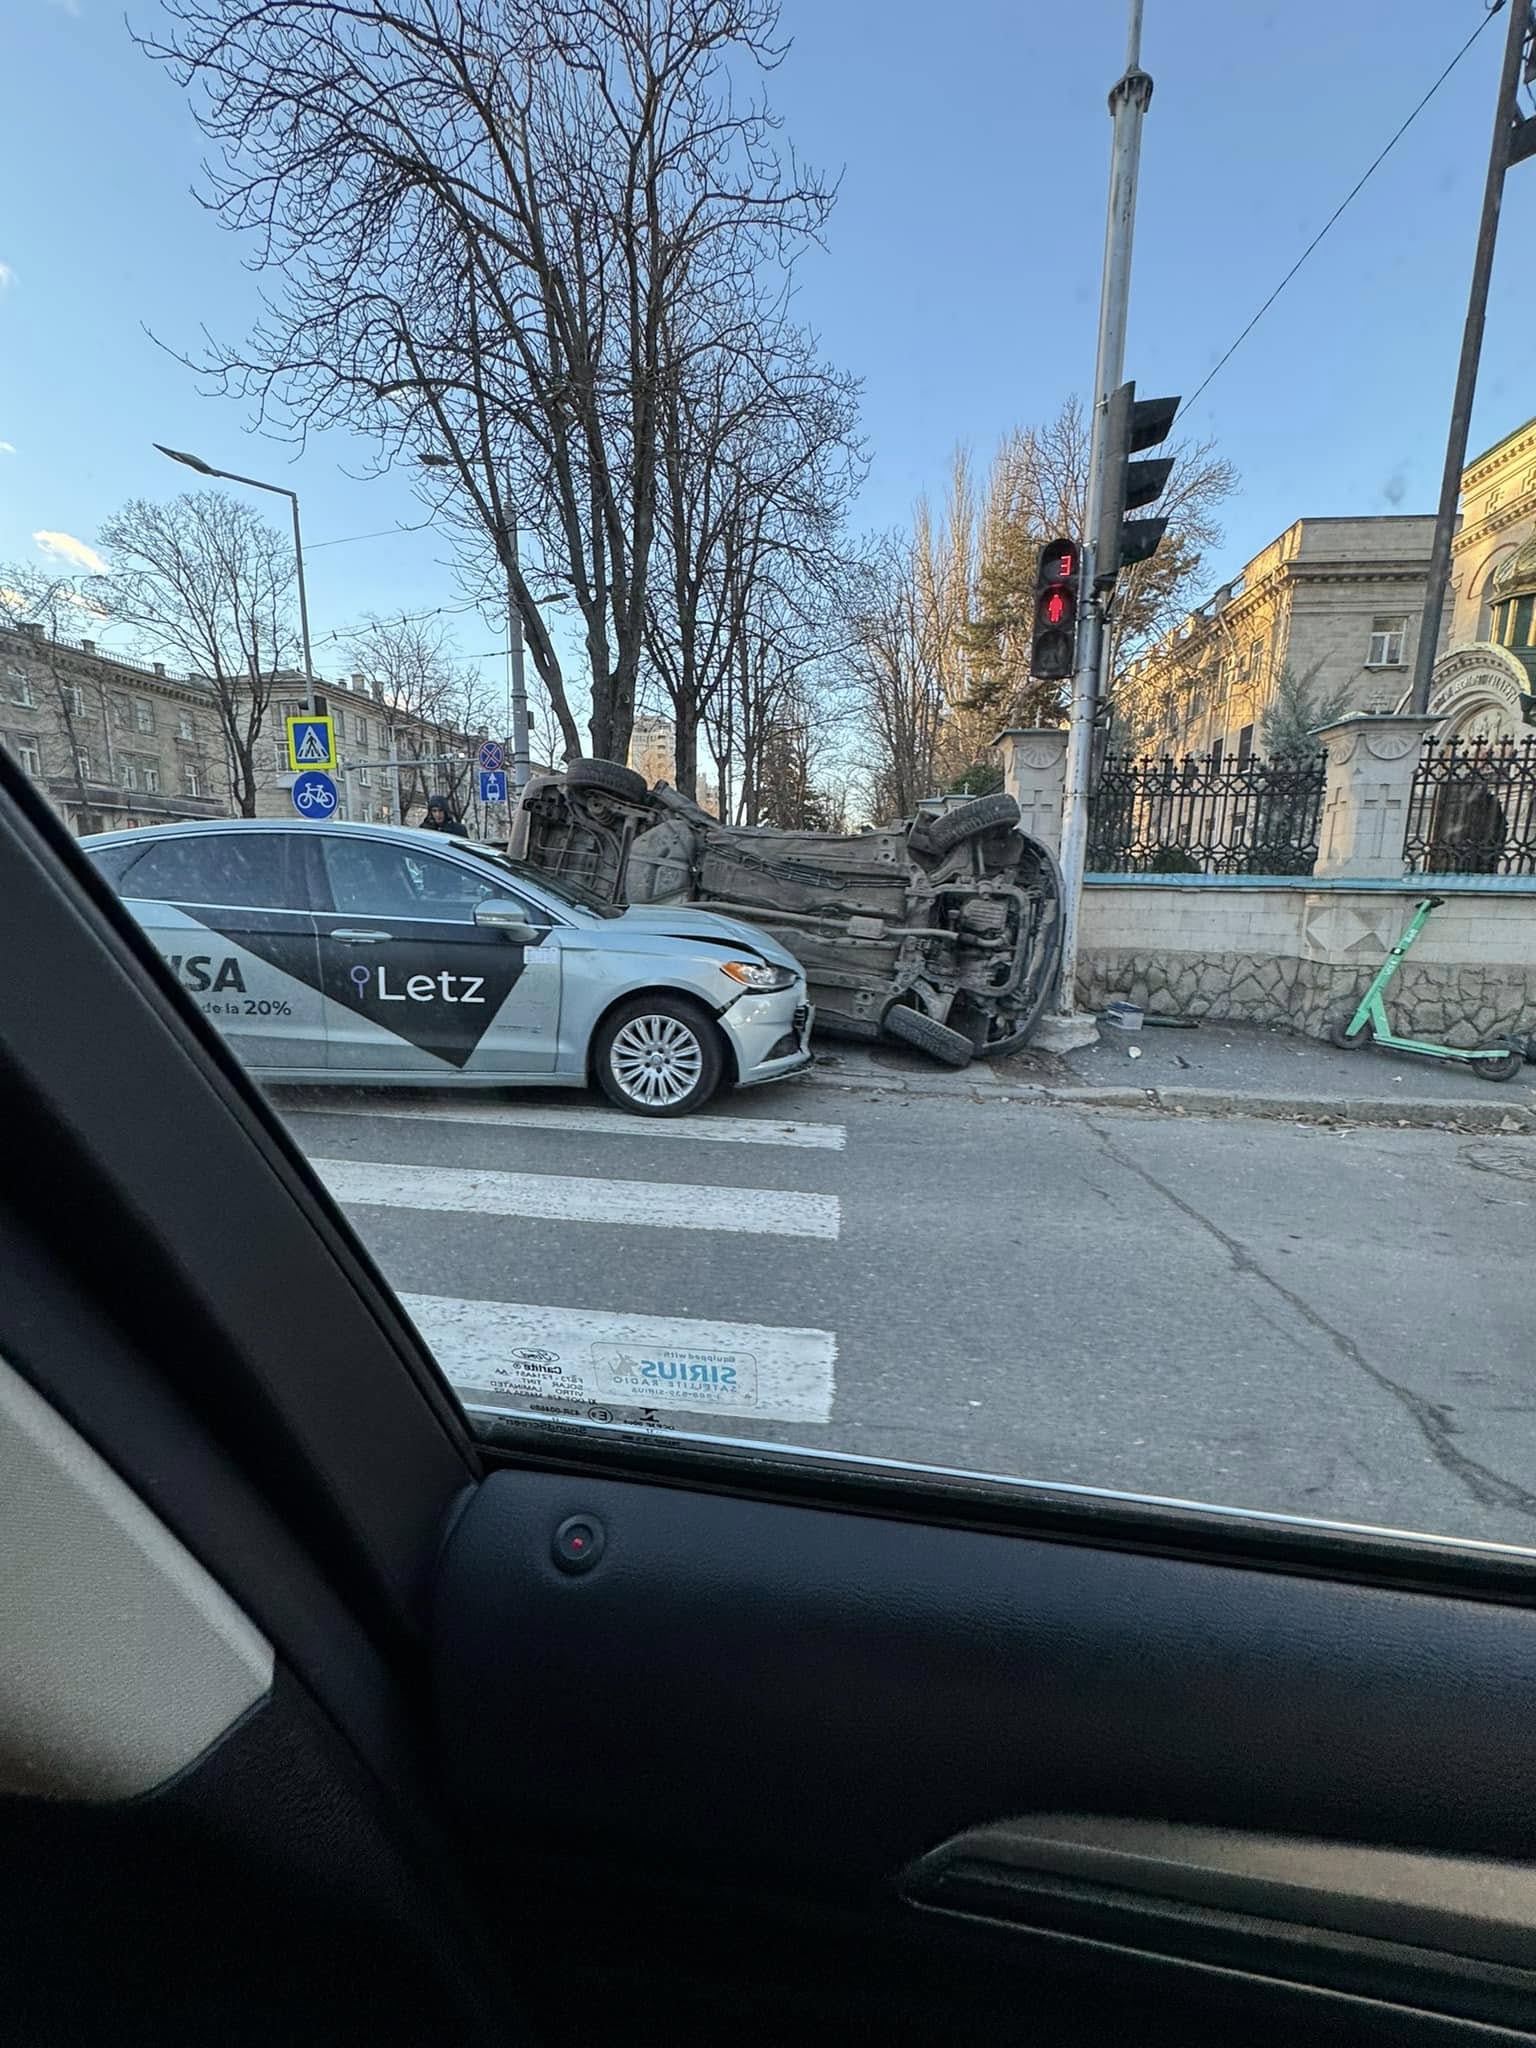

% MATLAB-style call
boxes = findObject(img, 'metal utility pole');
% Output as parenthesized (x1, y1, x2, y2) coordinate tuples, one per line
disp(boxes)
(1410, 0, 1535, 715)
(503, 517, 533, 793)
(1052, 1, 1153, 1030)
(154, 445, 316, 710)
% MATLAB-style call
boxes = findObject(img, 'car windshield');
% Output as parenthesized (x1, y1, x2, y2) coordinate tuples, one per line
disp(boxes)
(12, 0, 1536, 1562)
(452, 841, 622, 918)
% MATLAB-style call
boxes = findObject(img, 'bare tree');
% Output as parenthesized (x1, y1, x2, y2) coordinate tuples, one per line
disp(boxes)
(90, 495, 297, 816)
(346, 613, 484, 821)
(846, 537, 947, 822)
(643, 310, 862, 798)
(0, 565, 114, 820)
(141, 0, 837, 766)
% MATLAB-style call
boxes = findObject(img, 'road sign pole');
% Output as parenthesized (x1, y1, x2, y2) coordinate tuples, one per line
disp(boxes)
(504, 518, 533, 793)
(1052, 0, 1153, 1041)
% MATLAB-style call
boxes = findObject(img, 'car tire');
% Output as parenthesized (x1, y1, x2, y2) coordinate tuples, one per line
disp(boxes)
(566, 756, 652, 804)
(884, 1002, 974, 1068)
(594, 995, 724, 1116)
(910, 793, 1020, 859)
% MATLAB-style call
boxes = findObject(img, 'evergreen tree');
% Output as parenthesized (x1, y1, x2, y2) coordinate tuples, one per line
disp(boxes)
(1260, 661, 1348, 762)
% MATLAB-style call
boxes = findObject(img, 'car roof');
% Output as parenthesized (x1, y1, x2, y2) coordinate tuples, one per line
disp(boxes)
(82, 818, 494, 855)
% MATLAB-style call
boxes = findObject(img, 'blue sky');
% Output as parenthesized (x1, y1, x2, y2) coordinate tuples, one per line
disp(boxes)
(3, 0, 1534, 703)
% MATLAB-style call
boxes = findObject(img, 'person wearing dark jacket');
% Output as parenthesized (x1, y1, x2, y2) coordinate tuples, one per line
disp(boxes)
(421, 794, 465, 834)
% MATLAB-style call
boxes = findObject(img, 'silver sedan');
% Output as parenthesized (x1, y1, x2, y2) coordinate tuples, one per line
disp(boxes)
(82, 819, 813, 1116)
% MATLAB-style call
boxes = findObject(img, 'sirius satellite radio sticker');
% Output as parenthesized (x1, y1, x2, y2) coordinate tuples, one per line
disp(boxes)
(396, 1295, 835, 1425)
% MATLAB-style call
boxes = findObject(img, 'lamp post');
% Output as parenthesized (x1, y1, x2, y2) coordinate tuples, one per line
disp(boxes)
(153, 444, 316, 709)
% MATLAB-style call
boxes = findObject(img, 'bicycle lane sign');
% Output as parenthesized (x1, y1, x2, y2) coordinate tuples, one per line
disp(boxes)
(291, 769, 339, 819)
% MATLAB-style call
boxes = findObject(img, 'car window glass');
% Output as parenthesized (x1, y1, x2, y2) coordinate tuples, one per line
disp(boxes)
(84, 842, 147, 889)
(118, 833, 295, 910)
(322, 838, 503, 920)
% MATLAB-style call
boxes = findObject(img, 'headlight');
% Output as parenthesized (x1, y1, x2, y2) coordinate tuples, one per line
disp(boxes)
(720, 959, 798, 992)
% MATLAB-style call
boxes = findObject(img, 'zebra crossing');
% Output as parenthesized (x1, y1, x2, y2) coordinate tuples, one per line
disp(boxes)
(278, 1090, 847, 1429)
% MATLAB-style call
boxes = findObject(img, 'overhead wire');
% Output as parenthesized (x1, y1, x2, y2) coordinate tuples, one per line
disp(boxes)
(1178, 2, 1505, 421)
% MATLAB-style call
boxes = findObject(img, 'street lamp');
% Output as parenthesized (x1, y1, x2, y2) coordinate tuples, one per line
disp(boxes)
(419, 450, 533, 794)
(153, 444, 316, 709)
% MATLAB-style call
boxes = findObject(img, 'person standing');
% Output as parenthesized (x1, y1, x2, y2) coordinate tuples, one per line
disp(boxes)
(421, 793, 465, 834)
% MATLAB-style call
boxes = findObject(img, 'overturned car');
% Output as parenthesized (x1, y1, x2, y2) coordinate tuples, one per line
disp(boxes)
(508, 758, 1064, 1067)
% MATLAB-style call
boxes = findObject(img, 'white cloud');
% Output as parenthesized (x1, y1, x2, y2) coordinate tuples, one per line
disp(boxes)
(47, 0, 81, 15)
(0, 442, 14, 456)
(34, 530, 107, 575)
(0, 263, 14, 291)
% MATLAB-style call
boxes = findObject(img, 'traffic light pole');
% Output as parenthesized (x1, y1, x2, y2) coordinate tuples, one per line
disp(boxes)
(1409, 0, 1534, 716)
(1050, 3, 1153, 1039)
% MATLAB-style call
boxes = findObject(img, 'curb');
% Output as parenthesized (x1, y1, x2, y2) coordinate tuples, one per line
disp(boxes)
(797, 1061, 1536, 1129)
(1032, 1083, 1536, 1131)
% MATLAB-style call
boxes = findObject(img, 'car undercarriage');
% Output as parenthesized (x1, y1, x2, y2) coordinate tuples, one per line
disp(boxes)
(508, 759, 1064, 1067)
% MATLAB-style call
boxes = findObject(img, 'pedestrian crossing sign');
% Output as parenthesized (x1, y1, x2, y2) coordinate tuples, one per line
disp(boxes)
(286, 714, 336, 774)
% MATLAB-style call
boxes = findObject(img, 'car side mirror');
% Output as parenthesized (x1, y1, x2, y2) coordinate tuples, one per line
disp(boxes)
(474, 899, 544, 944)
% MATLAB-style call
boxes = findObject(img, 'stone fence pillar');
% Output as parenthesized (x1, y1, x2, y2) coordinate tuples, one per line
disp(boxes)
(1313, 714, 1438, 881)
(993, 727, 1069, 855)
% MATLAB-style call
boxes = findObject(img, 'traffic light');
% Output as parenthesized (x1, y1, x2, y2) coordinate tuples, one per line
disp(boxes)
(1094, 380, 1178, 592)
(1031, 536, 1080, 681)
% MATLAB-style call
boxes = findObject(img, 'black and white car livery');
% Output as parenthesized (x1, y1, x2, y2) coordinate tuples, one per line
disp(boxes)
(83, 819, 813, 1116)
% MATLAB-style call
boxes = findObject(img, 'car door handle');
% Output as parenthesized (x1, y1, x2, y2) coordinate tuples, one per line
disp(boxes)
(327, 928, 392, 944)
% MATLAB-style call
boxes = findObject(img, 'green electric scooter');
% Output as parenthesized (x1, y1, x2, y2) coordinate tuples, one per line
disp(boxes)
(1329, 895, 1525, 1081)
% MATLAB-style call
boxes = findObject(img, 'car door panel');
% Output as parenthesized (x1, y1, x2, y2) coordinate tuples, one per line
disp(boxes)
(111, 831, 327, 1070)
(313, 834, 561, 1074)
(433, 1466, 1536, 2041)
(9, 751, 1536, 2048)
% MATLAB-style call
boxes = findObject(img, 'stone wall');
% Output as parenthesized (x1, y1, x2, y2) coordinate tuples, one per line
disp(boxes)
(1078, 879, 1536, 1045)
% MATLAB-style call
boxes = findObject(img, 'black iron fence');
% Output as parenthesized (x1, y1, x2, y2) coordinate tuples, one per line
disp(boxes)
(1087, 750, 1327, 876)
(1403, 734, 1536, 876)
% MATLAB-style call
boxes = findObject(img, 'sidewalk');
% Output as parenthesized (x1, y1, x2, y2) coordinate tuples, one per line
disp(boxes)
(801, 1022, 1536, 1131)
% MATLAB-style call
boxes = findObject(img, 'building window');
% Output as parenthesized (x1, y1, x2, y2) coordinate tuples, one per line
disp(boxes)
(1366, 616, 1408, 667)
(7, 665, 34, 707)
(1209, 735, 1224, 769)
(76, 751, 92, 781)
(176, 711, 196, 741)
(1237, 723, 1255, 765)
(184, 764, 203, 798)
(1247, 639, 1265, 681)
(133, 697, 155, 734)
(63, 684, 85, 717)
(355, 714, 369, 750)
(144, 766, 160, 793)
(358, 764, 372, 788)
(112, 692, 130, 728)
(333, 707, 345, 738)
(121, 759, 139, 791)
(13, 735, 42, 776)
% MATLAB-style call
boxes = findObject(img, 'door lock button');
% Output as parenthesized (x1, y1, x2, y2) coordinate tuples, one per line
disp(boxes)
(552, 1515, 605, 1574)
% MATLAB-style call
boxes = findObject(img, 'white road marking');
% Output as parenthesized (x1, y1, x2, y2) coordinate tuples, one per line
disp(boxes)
(399, 1292, 836, 1424)
(314, 1156, 840, 1239)
(289, 1099, 845, 1150)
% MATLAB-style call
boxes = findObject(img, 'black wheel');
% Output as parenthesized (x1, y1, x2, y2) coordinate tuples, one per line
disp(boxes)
(910, 793, 1020, 859)
(566, 755, 651, 804)
(594, 994, 723, 1116)
(1328, 1016, 1374, 1051)
(1473, 1045, 1525, 1083)
(883, 1002, 974, 1068)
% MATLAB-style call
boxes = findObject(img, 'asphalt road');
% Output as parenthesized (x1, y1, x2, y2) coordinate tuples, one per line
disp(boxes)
(270, 1071, 1536, 1552)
